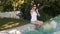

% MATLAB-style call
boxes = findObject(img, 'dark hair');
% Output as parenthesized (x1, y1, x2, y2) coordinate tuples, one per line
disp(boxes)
(33, 5, 38, 11)
(30, 4, 38, 12)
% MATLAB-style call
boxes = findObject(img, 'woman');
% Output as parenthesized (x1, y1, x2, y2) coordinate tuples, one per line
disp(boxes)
(30, 5, 43, 30)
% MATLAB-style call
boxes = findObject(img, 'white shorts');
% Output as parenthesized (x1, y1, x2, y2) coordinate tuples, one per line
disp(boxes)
(31, 20, 43, 25)
(31, 21, 37, 24)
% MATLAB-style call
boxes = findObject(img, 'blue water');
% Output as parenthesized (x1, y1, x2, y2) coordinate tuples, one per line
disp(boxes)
(24, 16, 60, 34)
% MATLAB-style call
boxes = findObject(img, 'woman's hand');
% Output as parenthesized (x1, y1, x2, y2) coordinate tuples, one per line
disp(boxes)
(38, 13, 40, 17)
(36, 9, 40, 17)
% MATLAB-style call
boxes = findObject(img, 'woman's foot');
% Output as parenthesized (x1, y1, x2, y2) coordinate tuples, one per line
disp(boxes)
(35, 24, 41, 30)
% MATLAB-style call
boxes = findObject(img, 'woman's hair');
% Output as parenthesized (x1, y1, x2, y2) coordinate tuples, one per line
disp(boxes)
(33, 4, 38, 11)
(30, 4, 38, 12)
(33, 4, 36, 7)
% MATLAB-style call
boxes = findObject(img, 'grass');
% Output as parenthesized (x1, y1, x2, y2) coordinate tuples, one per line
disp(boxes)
(0, 18, 29, 31)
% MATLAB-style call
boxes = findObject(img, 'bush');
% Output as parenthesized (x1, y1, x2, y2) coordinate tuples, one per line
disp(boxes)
(20, 3, 31, 20)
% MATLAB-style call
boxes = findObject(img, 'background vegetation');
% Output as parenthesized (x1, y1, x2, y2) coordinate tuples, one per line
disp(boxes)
(0, 0, 60, 21)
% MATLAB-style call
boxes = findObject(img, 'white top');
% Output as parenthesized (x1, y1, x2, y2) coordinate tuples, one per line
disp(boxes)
(31, 10, 37, 21)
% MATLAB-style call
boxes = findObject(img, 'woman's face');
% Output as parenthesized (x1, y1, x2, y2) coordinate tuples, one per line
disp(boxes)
(33, 6, 36, 9)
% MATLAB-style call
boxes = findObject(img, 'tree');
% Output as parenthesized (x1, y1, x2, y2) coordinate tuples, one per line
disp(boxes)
(11, 0, 24, 11)
(0, 0, 24, 11)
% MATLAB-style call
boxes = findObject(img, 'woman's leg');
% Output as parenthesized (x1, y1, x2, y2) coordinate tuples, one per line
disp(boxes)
(37, 20, 43, 26)
(36, 20, 43, 30)
(31, 21, 43, 30)
(31, 21, 39, 30)
(31, 21, 36, 25)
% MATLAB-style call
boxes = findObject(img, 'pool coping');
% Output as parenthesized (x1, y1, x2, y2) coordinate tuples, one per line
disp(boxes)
(0, 24, 36, 34)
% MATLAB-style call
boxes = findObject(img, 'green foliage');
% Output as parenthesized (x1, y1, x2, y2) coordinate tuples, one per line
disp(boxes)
(0, 0, 60, 21)
(21, 0, 60, 22)
(0, 0, 13, 11)
(0, 6, 4, 11)
(21, 3, 31, 20)
(0, 0, 24, 11)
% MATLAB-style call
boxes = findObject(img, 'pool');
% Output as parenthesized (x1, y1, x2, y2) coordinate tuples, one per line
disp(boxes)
(24, 15, 60, 34)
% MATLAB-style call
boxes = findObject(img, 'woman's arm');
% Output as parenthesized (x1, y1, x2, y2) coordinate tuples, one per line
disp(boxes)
(36, 9, 40, 16)
(30, 10, 33, 15)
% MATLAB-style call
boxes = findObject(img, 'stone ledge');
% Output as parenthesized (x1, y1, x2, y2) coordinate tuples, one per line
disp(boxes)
(0, 24, 35, 34)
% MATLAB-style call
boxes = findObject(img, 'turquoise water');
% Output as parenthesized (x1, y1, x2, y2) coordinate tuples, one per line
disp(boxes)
(24, 16, 60, 34)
